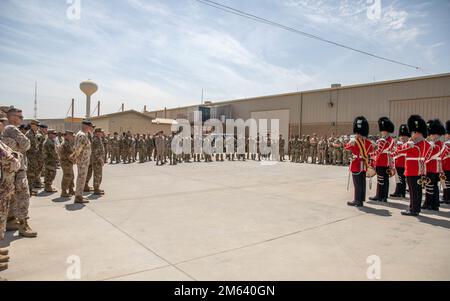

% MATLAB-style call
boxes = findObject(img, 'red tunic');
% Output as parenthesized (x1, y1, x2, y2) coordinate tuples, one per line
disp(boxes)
(442, 141, 450, 171)
(345, 138, 374, 173)
(393, 141, 406, 168)
(371, 136, 394, 167)
(426, 140, 444, 174)
(392, 139, 432, 177)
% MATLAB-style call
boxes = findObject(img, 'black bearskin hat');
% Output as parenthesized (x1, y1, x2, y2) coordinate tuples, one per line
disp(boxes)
(398, 124, 410, 137)
(378, 117, 395, 133)
(427, 119, 445, 136)
(408, 115, 428, 138)
(353, 116, 369, 137)
(446, 120, 450, 135)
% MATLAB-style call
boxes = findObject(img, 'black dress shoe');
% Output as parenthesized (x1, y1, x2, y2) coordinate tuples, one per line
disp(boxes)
(401, 210, 418, 216)
(390, 193, 400, 198)
(347, 201, 363, 207)
(369, 197, 379, 201)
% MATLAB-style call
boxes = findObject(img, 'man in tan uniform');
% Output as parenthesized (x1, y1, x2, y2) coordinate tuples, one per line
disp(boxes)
(59, 131, 75, 198)
(155, 131, 165, 166)
(70, 120, 94, 204)
(43, 129, 59, 193)
(2, 107, 37, 238)
(0, 113, 21, 276)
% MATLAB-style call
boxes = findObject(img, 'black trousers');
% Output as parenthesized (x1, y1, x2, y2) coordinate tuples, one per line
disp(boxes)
(353, 172, 366, 204)
(375, 166, 390, 200)
(444, 171, 450, 203)
(424, 173, 440, 210)
(394, 167, 406, 196)
(407, 176, 422, 214)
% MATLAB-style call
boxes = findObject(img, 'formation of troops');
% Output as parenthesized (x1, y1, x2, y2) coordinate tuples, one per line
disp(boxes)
(93, 131, 356, 166)
(346, 115, 450, 217)
(1, 104, 449, 280)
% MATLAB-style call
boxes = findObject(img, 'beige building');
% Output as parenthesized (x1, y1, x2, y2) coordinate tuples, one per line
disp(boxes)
(91, 110, 174, 135)
(147, 73, 450, 138)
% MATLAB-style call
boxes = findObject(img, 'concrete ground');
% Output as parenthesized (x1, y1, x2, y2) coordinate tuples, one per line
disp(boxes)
(1, 160, 449, 281)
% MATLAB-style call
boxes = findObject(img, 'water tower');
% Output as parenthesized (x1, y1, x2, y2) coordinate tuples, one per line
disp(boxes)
(80, 80, 98, 118)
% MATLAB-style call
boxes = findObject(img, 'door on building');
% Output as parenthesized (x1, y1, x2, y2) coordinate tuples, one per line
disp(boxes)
(390, 97, 450, 129)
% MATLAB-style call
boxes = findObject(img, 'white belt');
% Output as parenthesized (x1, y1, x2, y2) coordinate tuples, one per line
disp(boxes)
(406, 157, 425, 161)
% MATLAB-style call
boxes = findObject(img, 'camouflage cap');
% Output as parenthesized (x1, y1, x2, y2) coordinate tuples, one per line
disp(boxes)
(94, 128, 103, 133)
(64, 130, 74, 136)
(30, 119, 40, 125)
(39, 124, 48, 129)
(48, 129, 57, 135)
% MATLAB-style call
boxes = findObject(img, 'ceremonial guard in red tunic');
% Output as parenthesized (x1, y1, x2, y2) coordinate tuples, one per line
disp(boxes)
(393, 115, 432, 216)
(345, 116, 374, 207)
(369, 117, 395, 203)
(390, 124, 410, 198)
(440, 121, 450, 204)
(422, 119, 446, 211)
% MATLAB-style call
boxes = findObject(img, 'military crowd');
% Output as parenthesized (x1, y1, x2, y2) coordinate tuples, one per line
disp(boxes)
(96, 131, 356, 166)
(0, 106, 106, 280)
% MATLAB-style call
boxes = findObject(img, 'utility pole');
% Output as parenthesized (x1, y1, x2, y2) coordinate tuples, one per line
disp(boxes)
(201, 89, 204, 105)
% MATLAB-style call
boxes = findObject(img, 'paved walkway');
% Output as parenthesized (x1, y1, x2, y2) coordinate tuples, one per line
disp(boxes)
(2, 161, 449, 280)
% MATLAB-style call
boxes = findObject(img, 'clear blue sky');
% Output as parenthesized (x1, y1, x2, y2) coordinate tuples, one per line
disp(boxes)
(0, 0, 449, 118)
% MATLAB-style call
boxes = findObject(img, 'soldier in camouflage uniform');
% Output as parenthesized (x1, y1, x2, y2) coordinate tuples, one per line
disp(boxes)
(317, 136, 327, 165)
(59, 131, 75, 197)
(299, 135, 305, 163)
(333, 138, 344, 165)
(102, 133, 110, 163)
(109, 132, 120, 164)
(70, 120, 93, 204)
(278, 135, 285, 162)
(25, 119, 41, 195)
(91, 128, 105, 195)
(327, 136, 335, 165)
(302, 135, 311, 163)
(0, 113, 21, 274)
(146, 134, 155, 162)
(43, 129, 59, 193)
(154, 132, 165, 166)
(310, 134, 318, 164)
(136, 134, 144, 163)
(35, 124, 47, 189)
(2, 107, 37, 237)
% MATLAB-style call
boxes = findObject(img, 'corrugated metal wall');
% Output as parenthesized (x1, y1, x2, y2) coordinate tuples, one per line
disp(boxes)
(390, 96, 450, 127)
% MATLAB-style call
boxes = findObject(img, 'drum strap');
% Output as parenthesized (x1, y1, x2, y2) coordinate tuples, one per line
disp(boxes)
(356, 138, 369, 170)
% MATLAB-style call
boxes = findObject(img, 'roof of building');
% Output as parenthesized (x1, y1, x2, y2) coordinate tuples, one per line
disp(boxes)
(91, 110, 155, 121)
(151, 118, 178, 125)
